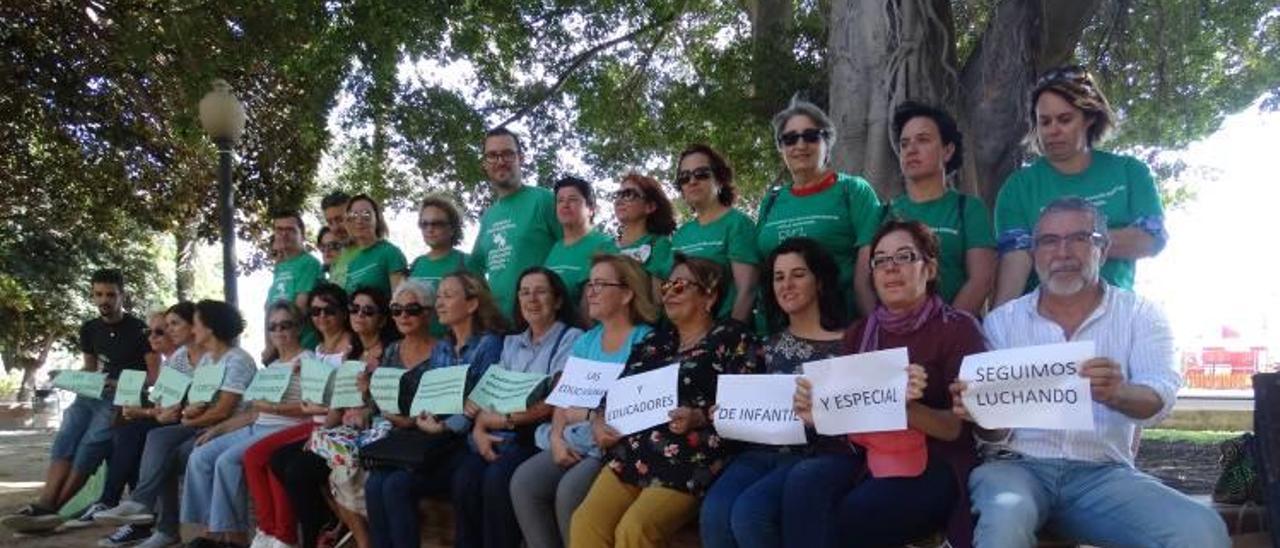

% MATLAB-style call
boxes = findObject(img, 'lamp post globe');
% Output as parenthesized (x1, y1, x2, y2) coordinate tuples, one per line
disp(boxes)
(199, 79, 246, 308)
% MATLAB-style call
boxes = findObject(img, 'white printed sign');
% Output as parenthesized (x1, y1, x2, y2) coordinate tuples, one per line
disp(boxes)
(959, 341, 1096, 431)
(713, 375, 806, 445)
(605, 363, 679, 435)
(803, 348, 909, 435)
(546, 357, 626, 409)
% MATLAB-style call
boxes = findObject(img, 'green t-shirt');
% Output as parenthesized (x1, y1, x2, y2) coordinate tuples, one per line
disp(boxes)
(671, 207, 760, 319)
(267, 252, 324, 349)
(408, 249, 469, 337)
(468, 185, 562, 319)
(756, 172, 881, 314)
(544, 229, 620, 309)
(619, 233, 674, 280)
(329, 247, 359, 288)
(344, 239, 408, 296)
(888, 189, 996, 304)
(995, 150, 1164, 291)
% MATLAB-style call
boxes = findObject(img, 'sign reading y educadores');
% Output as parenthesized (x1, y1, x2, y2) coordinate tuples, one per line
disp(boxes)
(605, 363, 679, 435)
(959, 341, 1095, 430)
(804, 348, 909, 436)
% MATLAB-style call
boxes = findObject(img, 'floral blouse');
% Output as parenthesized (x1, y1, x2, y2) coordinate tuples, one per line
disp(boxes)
(605, 320, 761, 496)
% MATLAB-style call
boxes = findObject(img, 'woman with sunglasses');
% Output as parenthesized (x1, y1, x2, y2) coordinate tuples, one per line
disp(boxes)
(669, 144, 760, 323)
(613, 172, 677, 285)
(318, 226, 343, 276)
(882, 102, 996, 317)
(366, 273, 506, 548)
(453, 267, 585, 548)
(409, 194, 469, 338)
(700, 237, 848, 548)
(993, 65, 1166, 307)
(181, 301, 316, 548)
(511, 255, 658, 548)
(759, 99, 881, 328)
(571, 254, 761, 548)
(786, 220, 986, 547)
(544, 176, 619, 310)
(343, 193, 408, 296)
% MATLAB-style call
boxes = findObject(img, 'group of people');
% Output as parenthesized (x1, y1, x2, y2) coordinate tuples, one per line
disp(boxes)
(0, 65, 1229, 548)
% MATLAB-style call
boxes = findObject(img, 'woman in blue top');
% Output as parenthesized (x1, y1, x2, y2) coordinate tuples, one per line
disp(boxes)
(509, 255, 659, 548)
(454, 267, 586, 548)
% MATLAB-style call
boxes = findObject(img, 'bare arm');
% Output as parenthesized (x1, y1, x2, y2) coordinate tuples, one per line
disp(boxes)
(82, 353, 99, 373)
(182, 392, 243, 428)
(907, 402, 962, 441)
(1106, 228, 1159, 260)
(993, 250, 1033, 308)
(729, 262, 758, 323)
(951, 248, 997, 316)
(854, 247, 875, 317)
(144, 352, 161, 384)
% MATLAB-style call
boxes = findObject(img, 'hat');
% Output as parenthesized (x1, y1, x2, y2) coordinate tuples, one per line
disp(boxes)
(849, 429, 927, 478)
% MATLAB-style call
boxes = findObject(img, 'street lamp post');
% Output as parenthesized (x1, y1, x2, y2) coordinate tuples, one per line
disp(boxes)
(198, 79, 246, 308)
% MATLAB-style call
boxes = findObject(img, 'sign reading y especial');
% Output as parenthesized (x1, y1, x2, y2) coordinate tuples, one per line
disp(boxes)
(804, 348, 909, 435)
(713, 374, 806, 445)
(605, 363, 679, 435)
(959, 341, 1096, 430)
(546, 357, 626, 409)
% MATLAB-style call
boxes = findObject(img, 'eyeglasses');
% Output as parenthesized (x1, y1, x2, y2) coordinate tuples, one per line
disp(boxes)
(320, 242, 344, 252)
(777, 128, 829, 147)
(268, 320, 297, 332)
(483, 150, 518, 164)
(585, 280, 627, 293)
(675, 167, 714, 188)
(611, 188, 644, 203)
(390, 304, 427, 317)
(348, 304, 381, 317)
(660, 278, 706, 296)
(345, 210, 374, 222)
(1033, 231, 1105, 251)
(310, 306, 339, 317)
(870, 249, 924, 271)
(144, 328, 166, 337)
(418, 220, 450, 230)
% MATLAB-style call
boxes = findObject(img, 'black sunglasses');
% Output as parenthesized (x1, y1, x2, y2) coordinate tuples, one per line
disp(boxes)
(268, 320, 297, 332)
(310, 305, 340, 317)
(675, 166, 714, 188)
(390, 304, 427, 317)
(777, 128, 829, 147)
(348, 304, 381, 317)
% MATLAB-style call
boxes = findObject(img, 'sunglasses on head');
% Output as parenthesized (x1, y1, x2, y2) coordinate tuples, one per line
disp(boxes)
(660, 277, 706, 297)
(310, 305, 340, 318)
(777, 128, 828, 147)
(675, 167, 714, 188)
(390, 304, 427, 317)
(348, 304, 381, 317)
(268, 320, 297, 332)
(1036, 65, 1091, 87)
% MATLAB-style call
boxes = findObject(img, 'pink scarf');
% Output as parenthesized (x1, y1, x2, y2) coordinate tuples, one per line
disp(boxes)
(858, 294, 944, 352)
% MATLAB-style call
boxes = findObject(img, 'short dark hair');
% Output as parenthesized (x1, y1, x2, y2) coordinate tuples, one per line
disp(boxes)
(892, 101, 965, 174)
(309, 282, 349, 314)
(166, 301, 196, 324)
(271, 209, 306, 237)
(619, 172, 676, 236)
(554, 176, 597, 212)
(420, 194, 465, 247)
(90, 268, 124, 290)
(868, 220, 942, 296)
(484, 127, 524, 155)
(512, 266, 583, 333)
(316, 226, 331, 247)
(671, 253, 729, 315)
(320, 191, 351, 210)
(347, 193, 389, 239)
(676, 144, 736, 206)
(762, 237, 847, 332)
(194, 300, 246, 343)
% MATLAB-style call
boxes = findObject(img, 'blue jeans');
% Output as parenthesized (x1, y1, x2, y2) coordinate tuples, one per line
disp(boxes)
(782, 452, 956, 548)
(969, 456, 1229, 548)
(700, 450, 801, 548)
(180, 423, 285, 533)
(365, 447, 465, 548)
(50, 395, 115, 474)
(452, 444, 538, 548)
(129, 424, 197, 536)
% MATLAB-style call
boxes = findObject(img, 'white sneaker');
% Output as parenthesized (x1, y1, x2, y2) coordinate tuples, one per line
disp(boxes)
(271, 537, 297, 548)
(134, 530, 180, 548)
(249, 530, 274, 548)
(65, 501, 112, 529)
(93, 501, 155, 526)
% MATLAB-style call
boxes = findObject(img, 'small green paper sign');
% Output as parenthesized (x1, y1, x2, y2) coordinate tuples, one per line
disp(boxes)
(409, 365, 469, 416)
(113, 370, 147, 407)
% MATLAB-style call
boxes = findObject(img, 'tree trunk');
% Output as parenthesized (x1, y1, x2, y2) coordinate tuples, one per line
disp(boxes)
(745, 0, 797, 116)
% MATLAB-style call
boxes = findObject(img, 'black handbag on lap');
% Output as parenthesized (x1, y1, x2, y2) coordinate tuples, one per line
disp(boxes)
(359, 429, 461, 472)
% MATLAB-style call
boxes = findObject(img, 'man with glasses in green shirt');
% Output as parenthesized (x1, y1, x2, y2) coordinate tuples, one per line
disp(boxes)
(265, 210, 323, 352)
(320, 191, 358, 288)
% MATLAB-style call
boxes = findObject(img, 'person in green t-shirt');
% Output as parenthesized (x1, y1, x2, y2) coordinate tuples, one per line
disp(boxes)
(265, 210, 324, 353)
(613, 172, 676, 297)
(544, 176, 620, 311)
(993, 66, 1167, 307)
(670, 143, 760, 322)
(409, 194, 469, 337)
(342, 193, 408, 296)
(320, 191, 356, 287)
(468, 128, 563, 321)
(884, 102, 996, 316)
(759, 99, 881, 326)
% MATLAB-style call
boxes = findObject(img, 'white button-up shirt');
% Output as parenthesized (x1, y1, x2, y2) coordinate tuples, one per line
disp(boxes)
(982, 284, 1181, 466)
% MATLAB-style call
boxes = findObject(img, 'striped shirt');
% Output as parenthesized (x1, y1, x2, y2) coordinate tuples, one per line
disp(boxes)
(981, 284, 1181, 465)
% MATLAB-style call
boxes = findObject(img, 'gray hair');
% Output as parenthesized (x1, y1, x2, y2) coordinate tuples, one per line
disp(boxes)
(392, 278, 436, 307)
(771, 98, 837, 151)
(1035, 196, 1110, 242)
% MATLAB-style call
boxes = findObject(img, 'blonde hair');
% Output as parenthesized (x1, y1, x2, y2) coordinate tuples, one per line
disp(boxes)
(591, 254, 659, 325)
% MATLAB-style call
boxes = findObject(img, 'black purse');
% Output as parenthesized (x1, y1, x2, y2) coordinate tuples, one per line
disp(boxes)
(359, 428, 461, 471)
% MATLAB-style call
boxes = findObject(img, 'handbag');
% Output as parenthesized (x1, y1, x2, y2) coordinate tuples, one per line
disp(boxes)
(1211, 432, 1265, 504)
(358, 428, 461, 471)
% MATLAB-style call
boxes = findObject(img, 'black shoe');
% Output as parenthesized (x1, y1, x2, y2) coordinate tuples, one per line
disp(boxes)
(99, 523, 154, 546)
